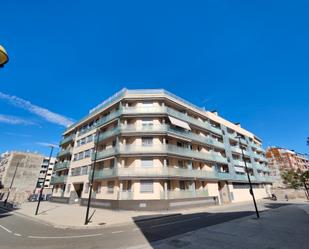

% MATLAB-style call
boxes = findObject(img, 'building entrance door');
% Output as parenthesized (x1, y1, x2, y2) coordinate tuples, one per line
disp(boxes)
(73, 183, 84, 198)
(218, 181, 231, 204)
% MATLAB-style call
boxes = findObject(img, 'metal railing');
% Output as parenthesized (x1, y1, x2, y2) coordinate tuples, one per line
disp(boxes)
(54, 161, 70, 171)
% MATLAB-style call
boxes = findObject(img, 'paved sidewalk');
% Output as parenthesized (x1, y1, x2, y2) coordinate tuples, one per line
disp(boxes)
(149, 203, 309, 249)
(1, 199, 307, 229)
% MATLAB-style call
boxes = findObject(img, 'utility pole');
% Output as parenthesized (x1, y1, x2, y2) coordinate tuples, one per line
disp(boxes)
(85, 130, 100, 225)
(4, 160, 20, 206)
(236, 135, 260, 218)
(35, 146, 54, 215)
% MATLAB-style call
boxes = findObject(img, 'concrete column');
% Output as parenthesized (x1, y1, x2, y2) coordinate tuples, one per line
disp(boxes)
(190, 180, 196, 197)
(119, 181, 123, 200)
(163, 158, 167, 167)
(163, 138, 166, 145)
(164, 181, 168, 200)
(124, 119, 127, 125)
(121, 159, 125, 168)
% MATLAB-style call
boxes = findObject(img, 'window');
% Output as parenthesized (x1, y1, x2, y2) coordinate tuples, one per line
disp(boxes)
(107, 181, 114, 193)
(81, 166, 88, 175)
(87, 135, 93, 143)
(142, 101, 153, 107)
(96, 183, 101, 193)
(179, 180, 186, 190)
(78, 152, 84, 160)
(110, 159, 115, 169)
(177, 142, 183, 147)
(142, 137, 153, 146)
(84, 150, 91, 158)
(142, 118, 153, 126)
(141, 158, 153, 167)
(178, 160, 184, 168)
(140, 180, 154, 193)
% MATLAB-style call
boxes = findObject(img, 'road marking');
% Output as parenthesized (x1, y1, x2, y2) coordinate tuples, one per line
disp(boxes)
(111, 230, 123, 234)
(28, 233, 103, 239)
(132, 228, 139, 232)
(0, 224, 13, 233)
(150, 216, 201, 228)
(14, 233, 22, 237)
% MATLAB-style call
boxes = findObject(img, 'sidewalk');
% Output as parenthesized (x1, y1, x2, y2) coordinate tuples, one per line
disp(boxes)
(1, 199, 307, 229)
(150, 202, 309, 249)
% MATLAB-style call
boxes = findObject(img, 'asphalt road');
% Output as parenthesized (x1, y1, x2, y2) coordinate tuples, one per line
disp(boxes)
(0, 203, 290, 249)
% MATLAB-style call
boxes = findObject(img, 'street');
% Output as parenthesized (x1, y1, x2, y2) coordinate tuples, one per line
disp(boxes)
(0, 202, 299, 249)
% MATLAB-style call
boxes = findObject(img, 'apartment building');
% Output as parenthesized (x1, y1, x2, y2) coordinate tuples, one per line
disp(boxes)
(34, 157, 56, 195)
(266, 147, 309, 187)
(0, 151, 44, 203)
(51, 89, 272, 210)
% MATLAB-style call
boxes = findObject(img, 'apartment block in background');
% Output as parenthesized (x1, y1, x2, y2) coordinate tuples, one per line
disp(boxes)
(266, 147, 309, 187)
(51, 89, 272, 210)
(34, 157, 56, 195)
(0, 151, 44, 203)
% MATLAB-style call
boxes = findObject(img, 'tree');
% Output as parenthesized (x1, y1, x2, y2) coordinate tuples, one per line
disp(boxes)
(282, 169, 309, 199)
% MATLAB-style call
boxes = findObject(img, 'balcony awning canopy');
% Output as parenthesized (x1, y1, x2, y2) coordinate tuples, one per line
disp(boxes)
(234, 166, 245, 173)
(168, 116, 191, 130)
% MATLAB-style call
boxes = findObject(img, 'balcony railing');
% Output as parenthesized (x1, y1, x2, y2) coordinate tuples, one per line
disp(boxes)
(57, 148, 72, 158)
(120, 191, 133, 200)
(230, 146, 251, 157)
(118, 144, 228, 164)
(54, 161, 70, 171)
(50, 175, 68, 185)
(96, 124, 225, 149)
(60, 134, 75, 146)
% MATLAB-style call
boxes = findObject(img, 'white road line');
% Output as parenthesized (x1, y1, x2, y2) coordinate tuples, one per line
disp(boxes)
(150, 216, 201, 228)
(14, 233, 22, 237)
(111, 230, 123, 234)
(28, 233, 103, 239)
(0, 224, 13, 233)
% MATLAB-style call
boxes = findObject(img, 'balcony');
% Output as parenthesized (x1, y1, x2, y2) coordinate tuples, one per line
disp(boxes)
(96, 124, 225, 149)
(54, 161, 70, 171)
(217, 172, 231, 180)
(233, 160, 245, 167)
(60, 134, 75, 146)
(230, 146, 251, 157)
(118, 144, 228, 164)
(57, 148, 72, 158)
(122, 106, 223, 135)
(91, 167, 218, 180)
(50, 175, 67, 185)
(93, 147, 118, 161)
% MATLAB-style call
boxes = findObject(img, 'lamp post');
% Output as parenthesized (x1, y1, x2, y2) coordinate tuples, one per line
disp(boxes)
(85, 130, 100, 225)
(35, 145, 54, 215)
(0, 45, 9, 67)
(4, 160, 20, 207)
(236, 135, 260, 218)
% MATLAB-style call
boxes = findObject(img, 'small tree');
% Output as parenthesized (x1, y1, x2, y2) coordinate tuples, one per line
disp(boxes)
(282, 169, 309, 199)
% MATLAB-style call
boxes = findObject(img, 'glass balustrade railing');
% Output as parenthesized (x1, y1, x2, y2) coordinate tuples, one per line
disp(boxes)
(57, 148, 72, 157)
(60, 134, 75, 145)
(54, 161, 70, 171)
(50, 175, 68, 184)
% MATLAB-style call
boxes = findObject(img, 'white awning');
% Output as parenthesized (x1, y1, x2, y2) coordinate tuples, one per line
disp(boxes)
(168, 116, 191, 130)
(234, 166, 245, 173)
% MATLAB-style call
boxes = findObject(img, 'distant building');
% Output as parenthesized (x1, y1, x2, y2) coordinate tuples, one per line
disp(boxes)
(0, 151, 46, 203)
(34, 157, 56, 195)
(266, 147, 309, 187)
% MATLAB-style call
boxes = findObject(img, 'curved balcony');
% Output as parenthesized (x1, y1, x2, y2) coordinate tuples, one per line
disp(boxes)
(54, 161, 70, 171)
(96, 124, 225, 149)
(57, 148, 72, 158)
(91, 167, 218, 181)
(60, 134, 75, 146)
(118, 144, 228, 164)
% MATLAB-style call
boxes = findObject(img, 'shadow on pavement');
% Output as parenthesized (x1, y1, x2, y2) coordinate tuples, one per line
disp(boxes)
(0, 201, 16, 219)
(132, 202, 293, 244)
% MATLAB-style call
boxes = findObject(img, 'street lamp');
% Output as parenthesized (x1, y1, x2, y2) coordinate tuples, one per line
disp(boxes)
(0, 45, 9, 67)
(85, 130, 101, 225)
(235, 135, 260, 218)
(35, 145, 54, 215)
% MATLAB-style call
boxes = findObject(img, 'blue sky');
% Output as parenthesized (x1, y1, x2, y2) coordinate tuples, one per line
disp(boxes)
(1, 1, 309, 156)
